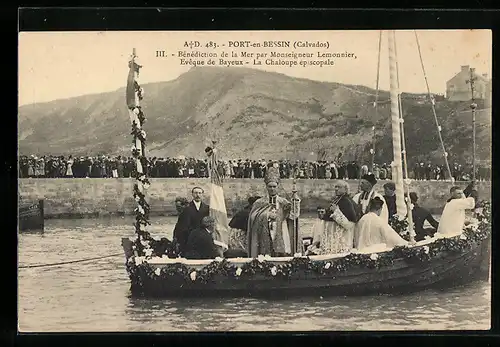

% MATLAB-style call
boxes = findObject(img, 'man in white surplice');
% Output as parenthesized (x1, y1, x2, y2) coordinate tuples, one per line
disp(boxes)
(353, 173, 389, 222)
(354, 197, 408, 250)
(437, 182, 478, 237)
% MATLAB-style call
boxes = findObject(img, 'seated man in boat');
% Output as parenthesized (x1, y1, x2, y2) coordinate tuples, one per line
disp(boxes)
(172, 187, 210, 257)
(184, 216, 221, 260)
(437, 181, 478, 237)
(407, 192, 439, 241)
(354, 197, 408, 250)
(353, 173, 389, 222)
(247, 167, 300, 257)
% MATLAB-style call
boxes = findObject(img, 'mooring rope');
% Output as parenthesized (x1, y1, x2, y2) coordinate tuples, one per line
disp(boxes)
(18, 252, 123, 269)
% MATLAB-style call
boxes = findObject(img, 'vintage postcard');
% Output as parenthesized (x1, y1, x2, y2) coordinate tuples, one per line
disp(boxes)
(18, 29, 491, 332)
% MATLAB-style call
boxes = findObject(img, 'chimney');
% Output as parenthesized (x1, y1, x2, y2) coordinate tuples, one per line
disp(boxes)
(461, 65, 470, 72)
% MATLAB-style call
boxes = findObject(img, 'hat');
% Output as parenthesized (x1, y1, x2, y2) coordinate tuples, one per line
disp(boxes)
(361, 173, 377, 186)
(264, 166, 280, 185)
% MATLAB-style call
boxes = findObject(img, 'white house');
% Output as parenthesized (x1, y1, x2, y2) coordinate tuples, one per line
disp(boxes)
(446, 65, 491, 103)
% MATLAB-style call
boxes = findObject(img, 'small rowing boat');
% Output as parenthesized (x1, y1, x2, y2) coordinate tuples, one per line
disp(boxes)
(19, 199, 44, 232)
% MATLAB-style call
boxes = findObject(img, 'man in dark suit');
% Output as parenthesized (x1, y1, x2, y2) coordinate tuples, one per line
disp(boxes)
(172, 186, 210, 256)
(407, 192, 439, 241)
(184, 216, 220, 259)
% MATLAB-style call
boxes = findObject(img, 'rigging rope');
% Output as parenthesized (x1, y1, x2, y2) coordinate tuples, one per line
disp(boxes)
(413, 30, 454, 182)
(19, 252, 123, 269)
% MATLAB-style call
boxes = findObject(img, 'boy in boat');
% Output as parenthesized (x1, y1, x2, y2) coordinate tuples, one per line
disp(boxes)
(305, 206, 327, 255)
(382, 181, 397, 222)
(352, 173, 389, 222)
(437, 181, 478, 237)
(184, 216, 221, 260)
(354, 197, 408, 250)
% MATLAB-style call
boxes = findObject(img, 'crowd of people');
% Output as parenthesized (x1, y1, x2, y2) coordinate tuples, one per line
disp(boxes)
(168, 166, 479, 260)
(18, 154, 491, 182)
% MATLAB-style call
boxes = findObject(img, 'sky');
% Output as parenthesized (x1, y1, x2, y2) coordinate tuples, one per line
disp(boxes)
(18, 30, 491, 106)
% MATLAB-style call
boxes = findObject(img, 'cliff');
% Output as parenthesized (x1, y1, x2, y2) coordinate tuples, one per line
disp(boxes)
(18, 67, 491, 164)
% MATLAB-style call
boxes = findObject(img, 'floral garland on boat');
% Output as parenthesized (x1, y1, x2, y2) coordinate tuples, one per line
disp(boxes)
(389, 214, 411, 241)
(125, 201, 490, 286)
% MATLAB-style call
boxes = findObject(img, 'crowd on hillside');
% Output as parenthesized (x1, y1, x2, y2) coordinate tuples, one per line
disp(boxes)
(18, 154, 491, 182)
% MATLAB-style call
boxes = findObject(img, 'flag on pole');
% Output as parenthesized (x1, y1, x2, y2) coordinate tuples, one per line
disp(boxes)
(126, 53, 141, 109)
(206, 145, 229, 252)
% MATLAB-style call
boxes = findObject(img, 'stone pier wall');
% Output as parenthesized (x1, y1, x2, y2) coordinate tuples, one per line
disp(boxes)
(18, 178, 491, 218)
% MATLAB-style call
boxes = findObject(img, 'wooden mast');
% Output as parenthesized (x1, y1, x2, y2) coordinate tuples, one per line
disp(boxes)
(393, 31, 415, 242)
(387, 31, 407, 218)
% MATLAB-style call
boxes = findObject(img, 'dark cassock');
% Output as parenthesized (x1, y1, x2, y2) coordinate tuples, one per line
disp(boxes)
(247, 167, 300, 257)
(173, 200, 209, 256)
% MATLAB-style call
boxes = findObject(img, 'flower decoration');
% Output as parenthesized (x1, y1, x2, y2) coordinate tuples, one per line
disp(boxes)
(389, 214, 411, 241)
(270, 266, 278, 276)
(125, 201, 491, 291)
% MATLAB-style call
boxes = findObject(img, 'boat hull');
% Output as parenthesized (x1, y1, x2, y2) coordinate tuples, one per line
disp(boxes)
(19, 199, 44, 232)
(122, 236, 490, 298)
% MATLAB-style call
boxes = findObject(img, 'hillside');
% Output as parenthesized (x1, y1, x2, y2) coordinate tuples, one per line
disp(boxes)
(18, 66, 491, 165)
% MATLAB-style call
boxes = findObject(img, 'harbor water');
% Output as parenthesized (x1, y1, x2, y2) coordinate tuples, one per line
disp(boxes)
(18, 216, 491, 332)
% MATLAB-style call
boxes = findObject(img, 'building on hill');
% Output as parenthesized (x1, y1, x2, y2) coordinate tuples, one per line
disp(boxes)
(446, 65, 492, 103)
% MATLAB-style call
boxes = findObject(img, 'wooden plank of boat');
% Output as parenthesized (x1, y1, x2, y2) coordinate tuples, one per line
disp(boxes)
(123, 235, 490, 298)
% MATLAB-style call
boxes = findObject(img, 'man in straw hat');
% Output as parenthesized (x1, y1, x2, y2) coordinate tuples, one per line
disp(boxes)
(352, 173, 389, 223)
(247, 167, 300, 257)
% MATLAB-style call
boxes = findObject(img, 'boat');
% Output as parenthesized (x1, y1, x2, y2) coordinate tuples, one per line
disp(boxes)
(120, 32, 491, 298)
(19, 199, 44, 232)
(121, 215, 490, 298)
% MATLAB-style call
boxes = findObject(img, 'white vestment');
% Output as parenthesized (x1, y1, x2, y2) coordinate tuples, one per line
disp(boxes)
(355, 212, 408, 250)
(437, 197, 475, 236)
(353, 190, 389, 222)
(311, 218, 325, 245)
